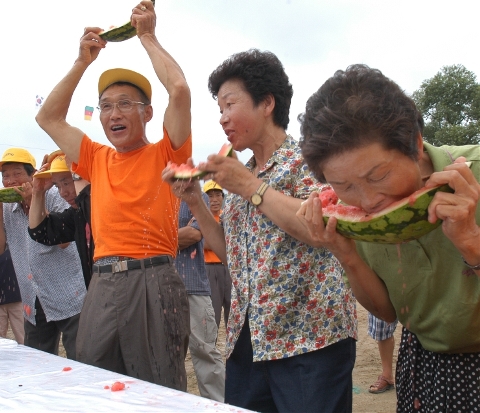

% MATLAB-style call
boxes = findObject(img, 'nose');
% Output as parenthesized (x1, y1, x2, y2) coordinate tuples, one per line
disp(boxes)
(109, 103, 123, 119)
(58, 186, 69, 198)
(219, 111, 228, 126)
(358, 186, 386, 214)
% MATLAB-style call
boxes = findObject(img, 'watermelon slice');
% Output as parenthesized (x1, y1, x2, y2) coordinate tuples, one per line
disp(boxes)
(172, 143, 233, 180)
(0, 187, 23, 203)
(99, 22, 137, 42)
(99, 0, 156, 43)
(322, 184, 453, 244)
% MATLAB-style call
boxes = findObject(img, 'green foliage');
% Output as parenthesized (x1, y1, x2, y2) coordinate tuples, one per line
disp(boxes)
(412, 64, 480, 146)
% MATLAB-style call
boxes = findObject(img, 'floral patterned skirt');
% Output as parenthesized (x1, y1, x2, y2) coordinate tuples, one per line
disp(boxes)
(396, 327, 480, 412)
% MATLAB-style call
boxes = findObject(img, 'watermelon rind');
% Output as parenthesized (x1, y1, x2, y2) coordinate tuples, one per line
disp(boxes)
(99, 22, 137, 42)
(323, 184, 453, 244)
(0, 187, 23, 203)
(173, 169, 208, 181)
(173, 143, 233, 180)
(99, 0, 156, 43)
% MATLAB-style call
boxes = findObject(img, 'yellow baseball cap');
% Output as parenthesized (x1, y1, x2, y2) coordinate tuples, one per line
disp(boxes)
(34, 155, 69, 178)
(0, 148, 36, 169)
(203, 180, 223, 193)
(98, 68, 152, 101)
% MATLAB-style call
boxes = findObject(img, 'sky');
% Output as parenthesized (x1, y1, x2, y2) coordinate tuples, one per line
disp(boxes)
(1, 0, 480, 172)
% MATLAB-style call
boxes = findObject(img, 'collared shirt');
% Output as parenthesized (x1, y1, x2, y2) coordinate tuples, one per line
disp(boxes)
(3, 187, 86, 324)
(356, 143, 480, 353)
(222, 135, 357, 361)
(175, 197, 211, 295)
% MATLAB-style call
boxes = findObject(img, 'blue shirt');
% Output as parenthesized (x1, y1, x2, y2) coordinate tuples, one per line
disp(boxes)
(3, 187, 86, 324)
(175, 197, 211, 295)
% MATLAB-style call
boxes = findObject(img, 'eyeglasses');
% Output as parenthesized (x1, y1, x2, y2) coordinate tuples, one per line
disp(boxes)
(97, 99, 145, 114)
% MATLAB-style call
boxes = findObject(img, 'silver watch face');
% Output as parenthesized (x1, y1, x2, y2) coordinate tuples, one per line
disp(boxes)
(251, 193, 262, 206)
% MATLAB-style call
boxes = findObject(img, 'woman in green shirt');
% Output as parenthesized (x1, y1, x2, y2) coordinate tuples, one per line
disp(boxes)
(298, 64, 480, 412)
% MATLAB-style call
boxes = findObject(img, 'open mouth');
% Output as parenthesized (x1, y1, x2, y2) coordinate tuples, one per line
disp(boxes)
(111, 125, 126, 132)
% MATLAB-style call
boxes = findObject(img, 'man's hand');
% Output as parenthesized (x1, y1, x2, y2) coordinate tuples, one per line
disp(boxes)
(76, 27, 106, 65)
(131, 1, 156, 39)
(162, 159, 204, 207)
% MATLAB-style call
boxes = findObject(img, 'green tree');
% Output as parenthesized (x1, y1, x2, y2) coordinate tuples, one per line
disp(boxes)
(412, 64, 480, 146)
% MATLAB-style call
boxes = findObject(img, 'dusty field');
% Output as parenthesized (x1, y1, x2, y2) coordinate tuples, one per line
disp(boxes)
(7, 304, 400, 412)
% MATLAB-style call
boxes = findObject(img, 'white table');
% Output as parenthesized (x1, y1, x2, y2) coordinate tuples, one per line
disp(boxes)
(0, 338, 253, 412)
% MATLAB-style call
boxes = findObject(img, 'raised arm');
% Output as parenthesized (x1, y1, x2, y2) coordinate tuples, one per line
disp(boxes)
(132, 1, 191, 149)
(35, 28, 106, 162)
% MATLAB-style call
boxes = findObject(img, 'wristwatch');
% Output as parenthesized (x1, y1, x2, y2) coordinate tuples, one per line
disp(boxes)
(250, 182, 269, 207)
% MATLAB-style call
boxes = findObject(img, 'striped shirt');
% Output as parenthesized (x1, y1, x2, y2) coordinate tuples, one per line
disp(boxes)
(3, 187, 86, 324)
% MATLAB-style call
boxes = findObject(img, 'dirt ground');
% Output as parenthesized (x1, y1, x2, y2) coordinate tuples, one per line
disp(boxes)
(7, 304, 400, 412)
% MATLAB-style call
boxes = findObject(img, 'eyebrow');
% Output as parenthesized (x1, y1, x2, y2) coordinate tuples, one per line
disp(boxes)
(99, 94, 132, 102)
(327, 163, 385, 185)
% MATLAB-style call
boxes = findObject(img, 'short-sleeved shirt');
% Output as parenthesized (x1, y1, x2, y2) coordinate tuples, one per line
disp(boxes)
(204, 214, 223, 264)
(356, 143, 480, 354)
(0, 249, 21, 305)
(3, 187, 86, 324)
(73, 130, 192, 261)
(223, 135, 357, 361)
(175, 197, 211, 295)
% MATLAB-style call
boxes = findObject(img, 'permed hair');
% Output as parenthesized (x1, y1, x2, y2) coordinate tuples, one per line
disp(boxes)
(208, 49, 293, 130)
(299, 64, 424, 182)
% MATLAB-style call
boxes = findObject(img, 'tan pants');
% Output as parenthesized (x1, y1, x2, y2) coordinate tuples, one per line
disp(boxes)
(0, 302, 24, 344)
(188, 294, 225, 401)
(76, 261, 190, 390)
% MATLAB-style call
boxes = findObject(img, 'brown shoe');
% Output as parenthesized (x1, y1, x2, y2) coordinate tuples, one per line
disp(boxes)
(368, 375, 395, 394)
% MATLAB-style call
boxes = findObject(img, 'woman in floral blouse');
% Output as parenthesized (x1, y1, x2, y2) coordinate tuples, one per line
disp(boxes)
(163, 49, 357, 413)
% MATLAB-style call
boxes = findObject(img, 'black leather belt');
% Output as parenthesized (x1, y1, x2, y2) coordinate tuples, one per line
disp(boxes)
(206, 262, 224, 265)
(93, 255, 172, 274)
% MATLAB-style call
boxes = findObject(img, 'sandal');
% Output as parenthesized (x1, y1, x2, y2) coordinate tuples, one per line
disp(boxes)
(368, 375, 395, 394)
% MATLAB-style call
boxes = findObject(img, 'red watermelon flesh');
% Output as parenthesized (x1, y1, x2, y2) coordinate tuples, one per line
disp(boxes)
(321, 184, 453, 243)
(172, 143, 233, 180)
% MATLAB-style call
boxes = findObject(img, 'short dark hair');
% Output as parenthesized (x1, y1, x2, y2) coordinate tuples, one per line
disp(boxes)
(101, 82, 151, 105)
(208, 49, 293, 130)
(2, 162, 35, 176)
(299, 64, 424, 182)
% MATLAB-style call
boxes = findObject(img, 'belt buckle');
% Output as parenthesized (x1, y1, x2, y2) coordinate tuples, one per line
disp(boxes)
(113, 260, 128, 273)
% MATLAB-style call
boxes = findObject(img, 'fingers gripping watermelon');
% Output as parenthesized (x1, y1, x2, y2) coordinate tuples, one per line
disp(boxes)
(171, 143, 233, 180)
(321, 185, 453, 243)
(99, 0, 156, 42)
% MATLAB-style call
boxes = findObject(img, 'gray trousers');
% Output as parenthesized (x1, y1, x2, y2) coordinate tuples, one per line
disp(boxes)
(76, 262, 190, 390)
(188, 294, 225, 402)
(205, 263, 231, 328)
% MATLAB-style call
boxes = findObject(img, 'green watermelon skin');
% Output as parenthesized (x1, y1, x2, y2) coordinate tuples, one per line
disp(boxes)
(99, 22, 137, 42)
(323, 185, 453, 244)
(0, 187, 23, 203)
(99, 0, 156, 42)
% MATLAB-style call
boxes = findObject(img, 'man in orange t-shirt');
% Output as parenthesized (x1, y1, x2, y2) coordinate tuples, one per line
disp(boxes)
(35, 2, 190, 390)
(203, 180, 231, 329)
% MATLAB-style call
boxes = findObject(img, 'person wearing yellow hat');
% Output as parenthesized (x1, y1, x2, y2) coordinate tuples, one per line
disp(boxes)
(0, 147, 86, 360)
(202, 181, 231, 330)
(35, 1, 190, 389)
(28, 154, 94, 289)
